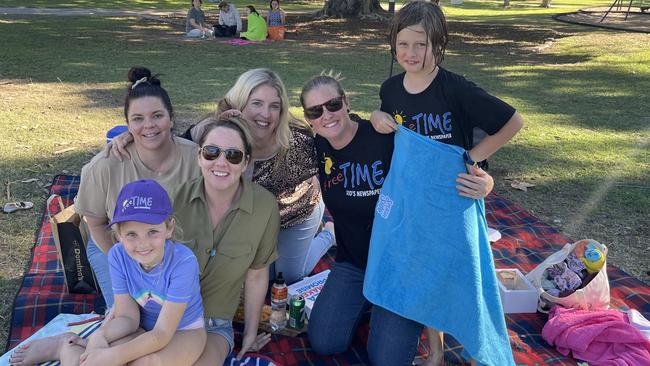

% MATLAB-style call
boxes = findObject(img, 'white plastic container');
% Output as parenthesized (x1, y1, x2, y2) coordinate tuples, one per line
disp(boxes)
(496, 269, 538, 313)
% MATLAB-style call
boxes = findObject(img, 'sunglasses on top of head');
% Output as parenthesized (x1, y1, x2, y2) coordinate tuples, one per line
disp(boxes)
(303, 96, 345, 120)
(200, 145, 245, 164)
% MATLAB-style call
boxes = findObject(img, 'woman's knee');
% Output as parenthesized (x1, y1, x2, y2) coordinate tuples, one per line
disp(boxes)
(307, 311, 353, 355)
(307, 325, 351, 355)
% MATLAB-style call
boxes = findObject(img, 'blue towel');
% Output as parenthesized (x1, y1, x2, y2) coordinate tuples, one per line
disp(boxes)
(364, 126, 514, 366)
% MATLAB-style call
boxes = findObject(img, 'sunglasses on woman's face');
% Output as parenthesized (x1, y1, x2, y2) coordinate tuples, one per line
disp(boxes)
(303, 96, 345, 120)
(200, 145, 245, 164)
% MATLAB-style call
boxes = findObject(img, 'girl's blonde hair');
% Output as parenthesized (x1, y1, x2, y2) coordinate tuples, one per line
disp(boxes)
(112, 216, 182, 243)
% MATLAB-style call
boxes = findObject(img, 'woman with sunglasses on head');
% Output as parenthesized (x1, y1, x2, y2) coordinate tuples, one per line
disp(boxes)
(170, 116, 279, 365)
(299, 73, 495, 366)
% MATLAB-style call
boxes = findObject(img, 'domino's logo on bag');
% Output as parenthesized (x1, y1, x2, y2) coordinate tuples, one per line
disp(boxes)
(376, 194, 394, 219)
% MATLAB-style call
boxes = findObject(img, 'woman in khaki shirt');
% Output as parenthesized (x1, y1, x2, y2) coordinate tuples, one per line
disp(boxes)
(171, 116, 280, 365)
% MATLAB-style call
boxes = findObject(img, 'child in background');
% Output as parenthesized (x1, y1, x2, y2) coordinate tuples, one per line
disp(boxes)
(267, 0, 286, 27)
(370, 1, 524, 365)
(266, 0, 286, 40)
(76, 180, 205, 365)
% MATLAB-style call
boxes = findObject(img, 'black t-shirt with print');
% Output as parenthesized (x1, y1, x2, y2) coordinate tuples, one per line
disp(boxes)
(314, 117, 394, 270)
(380, 68, 516, 149)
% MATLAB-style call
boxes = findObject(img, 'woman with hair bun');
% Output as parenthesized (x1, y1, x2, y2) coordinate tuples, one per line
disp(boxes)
(77, 66, 201, 310)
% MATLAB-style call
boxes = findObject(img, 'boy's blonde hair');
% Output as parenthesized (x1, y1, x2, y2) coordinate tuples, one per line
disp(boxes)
(389, 1, 448, 67)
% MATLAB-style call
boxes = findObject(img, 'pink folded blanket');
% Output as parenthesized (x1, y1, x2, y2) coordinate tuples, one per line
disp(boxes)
(542, 306, 650, 365)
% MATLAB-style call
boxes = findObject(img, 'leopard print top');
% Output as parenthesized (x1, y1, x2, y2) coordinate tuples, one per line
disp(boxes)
(252, 126, 320, 228)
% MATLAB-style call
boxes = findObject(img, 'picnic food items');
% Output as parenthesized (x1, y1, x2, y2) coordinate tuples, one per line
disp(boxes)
(582, 243, 606, 274)
(526, 239, 610, 312)
(270, 272, 288, 331)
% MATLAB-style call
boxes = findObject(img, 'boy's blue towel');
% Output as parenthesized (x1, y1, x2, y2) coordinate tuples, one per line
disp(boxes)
(364, 126, 514, 366)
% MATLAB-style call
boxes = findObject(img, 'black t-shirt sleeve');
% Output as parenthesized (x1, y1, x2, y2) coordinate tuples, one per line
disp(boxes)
(453, 76, 516, 135)
(379, 79, 388, 112)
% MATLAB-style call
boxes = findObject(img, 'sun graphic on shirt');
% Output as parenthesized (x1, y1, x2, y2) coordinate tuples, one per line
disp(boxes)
(322, 154, 335, 175)
(393, 111, 406, 125)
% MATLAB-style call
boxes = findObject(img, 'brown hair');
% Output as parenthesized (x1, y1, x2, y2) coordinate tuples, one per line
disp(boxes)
(388, 1, 448, 67)
(196, 116, 254, 158)
(299, 71, 346, 110)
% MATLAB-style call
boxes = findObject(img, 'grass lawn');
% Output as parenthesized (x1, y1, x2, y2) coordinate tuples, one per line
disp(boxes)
(1, 0, 649, 351)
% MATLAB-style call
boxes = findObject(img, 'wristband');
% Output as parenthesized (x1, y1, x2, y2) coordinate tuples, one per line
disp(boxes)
(463, 151, 478, 168)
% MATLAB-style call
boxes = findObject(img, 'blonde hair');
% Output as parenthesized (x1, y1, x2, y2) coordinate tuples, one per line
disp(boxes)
(221, 68, 310, 162)
(113, 216, 182, 243)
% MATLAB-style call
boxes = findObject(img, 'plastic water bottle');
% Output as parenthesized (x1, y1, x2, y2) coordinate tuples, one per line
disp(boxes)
(269, 272, 287, 331)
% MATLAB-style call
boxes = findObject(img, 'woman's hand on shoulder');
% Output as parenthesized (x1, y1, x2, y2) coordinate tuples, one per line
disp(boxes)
(218, 109, 242, 119)
(103, 131, 134, 161)
(369, 110, 397, 134)
(456, 166, 494, 199)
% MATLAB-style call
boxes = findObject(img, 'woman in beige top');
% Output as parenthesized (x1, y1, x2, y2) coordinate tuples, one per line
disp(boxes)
(76, 66, 200, 310)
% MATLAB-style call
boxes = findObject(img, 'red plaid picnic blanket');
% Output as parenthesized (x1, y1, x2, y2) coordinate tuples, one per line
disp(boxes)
(6, 175, 650, 365)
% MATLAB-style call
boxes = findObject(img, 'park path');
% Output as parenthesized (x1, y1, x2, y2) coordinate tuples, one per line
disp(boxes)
(0, 6, 312, 17)
(0, 7, 187, 17)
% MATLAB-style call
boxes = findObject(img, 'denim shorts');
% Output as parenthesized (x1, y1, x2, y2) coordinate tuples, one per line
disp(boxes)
(205, 317, 234, 354)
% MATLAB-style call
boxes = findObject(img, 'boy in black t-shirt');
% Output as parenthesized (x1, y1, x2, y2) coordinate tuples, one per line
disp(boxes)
(370, 1, 524, 365)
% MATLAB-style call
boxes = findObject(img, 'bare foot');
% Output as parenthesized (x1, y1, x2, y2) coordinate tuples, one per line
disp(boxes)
(9, 332, 75, 365)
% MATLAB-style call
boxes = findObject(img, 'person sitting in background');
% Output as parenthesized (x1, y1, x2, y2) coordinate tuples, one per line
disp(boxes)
(266, 0, 286, 40)
(266, 0, 285, 27)
(215, 1, 242, 37)
(186, 0, 214, 38)
(240, 5, 268, 41)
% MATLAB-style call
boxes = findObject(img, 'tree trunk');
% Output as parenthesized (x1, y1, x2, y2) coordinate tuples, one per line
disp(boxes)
(317, 0, 387, 18)
(540, 0, 552, 8)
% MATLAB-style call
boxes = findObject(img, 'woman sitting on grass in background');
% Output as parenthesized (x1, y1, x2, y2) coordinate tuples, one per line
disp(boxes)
(11, 180, 206, 366)
(240, 5, 268, 41)
(186, 0, 214, 38)
(215, 1, 242, 37)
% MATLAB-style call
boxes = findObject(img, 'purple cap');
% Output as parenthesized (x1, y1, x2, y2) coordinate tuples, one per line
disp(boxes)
(109, 179, 173, 227)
